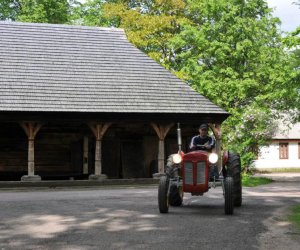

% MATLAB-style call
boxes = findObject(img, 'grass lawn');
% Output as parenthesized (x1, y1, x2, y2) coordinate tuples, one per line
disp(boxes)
(289, 204, 300, 231)
(242, 174, 273, 187)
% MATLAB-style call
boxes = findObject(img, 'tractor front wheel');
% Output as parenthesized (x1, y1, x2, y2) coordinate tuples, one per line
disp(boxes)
(169, 184, 183, 206)
(224, 177, 234, 215)
(158, 176, 169, 213)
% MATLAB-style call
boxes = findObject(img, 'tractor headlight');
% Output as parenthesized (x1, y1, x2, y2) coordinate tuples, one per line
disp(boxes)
(208, 153, 218, 164)
(172, 154, 182, 164)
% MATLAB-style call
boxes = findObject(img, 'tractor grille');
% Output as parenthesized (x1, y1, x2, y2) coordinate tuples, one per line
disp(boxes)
(196, 162, 206, 184)
(184, 162, 193, 185)
(184, 161, 206, 185)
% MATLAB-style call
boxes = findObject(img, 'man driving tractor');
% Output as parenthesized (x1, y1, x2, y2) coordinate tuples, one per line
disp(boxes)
(189, 123, 218, 179)
(189, 123, 215, 152)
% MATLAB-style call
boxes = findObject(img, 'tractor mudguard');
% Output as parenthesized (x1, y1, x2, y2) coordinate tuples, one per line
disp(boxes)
(222, 150, 229, 166)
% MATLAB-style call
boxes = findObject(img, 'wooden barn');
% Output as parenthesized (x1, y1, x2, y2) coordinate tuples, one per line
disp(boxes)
(0, 21, 229, 181)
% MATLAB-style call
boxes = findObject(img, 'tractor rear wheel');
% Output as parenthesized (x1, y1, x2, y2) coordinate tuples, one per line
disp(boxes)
(158, 176, 169, 213)
(224, 177, 234, 215)
(169, 184, 183, 206)
(227, 152, 242, 207)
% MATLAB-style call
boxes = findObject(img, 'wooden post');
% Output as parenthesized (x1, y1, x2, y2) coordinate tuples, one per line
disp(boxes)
(28, 139, 35, 176)
(20, 122, 43, 181)
(150, 123, 174, 176)
(83, 136, 89, 174)
(209, 123, 222, 173)
(95, 139, 102, 176)
(158, 139, 165, 174)
(88, 123, 111, 180)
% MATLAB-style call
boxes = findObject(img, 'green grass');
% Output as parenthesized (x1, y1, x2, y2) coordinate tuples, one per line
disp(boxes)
(289, 204, 300, 231)
(242, 175, 273, 187)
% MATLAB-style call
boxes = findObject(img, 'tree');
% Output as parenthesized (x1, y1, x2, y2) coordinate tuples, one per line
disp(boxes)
(17, 0, 71, 24)
(282, 0, 300, 121)
(0, 0, 20, 21)
(70, 0, 110, 26)
(0, 0, 77, 24)
(169, 0, 299, 167)
(102, 0, 188, 68)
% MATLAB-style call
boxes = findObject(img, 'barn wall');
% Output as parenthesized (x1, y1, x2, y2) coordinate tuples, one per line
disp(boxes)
(34, 132, 83, 174)
(0, 122, 197, 180)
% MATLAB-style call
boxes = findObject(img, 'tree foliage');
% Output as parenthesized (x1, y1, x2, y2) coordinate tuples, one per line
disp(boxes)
(168, 0, 299, 167)
(0, 0, 75, 24)
(70, 0, 112, 26)
(282, 0, 300, 121)
(0, 0, 20, 20)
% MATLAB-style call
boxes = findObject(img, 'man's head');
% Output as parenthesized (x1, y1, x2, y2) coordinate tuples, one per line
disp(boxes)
(199, 123, 209, 137)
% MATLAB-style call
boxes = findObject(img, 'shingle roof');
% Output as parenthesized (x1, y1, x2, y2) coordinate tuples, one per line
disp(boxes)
(0, 21, 228, 117)
(274, 121, 300, 139)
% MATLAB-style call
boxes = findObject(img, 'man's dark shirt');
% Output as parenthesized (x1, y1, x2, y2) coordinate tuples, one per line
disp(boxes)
(189, 135, 215, 151)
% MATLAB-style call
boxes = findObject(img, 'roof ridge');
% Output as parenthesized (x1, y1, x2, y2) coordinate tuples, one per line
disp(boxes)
(0, 21, 124, 32)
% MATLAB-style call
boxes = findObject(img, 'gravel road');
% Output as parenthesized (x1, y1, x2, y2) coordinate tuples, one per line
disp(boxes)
(0, 181, 299, 250)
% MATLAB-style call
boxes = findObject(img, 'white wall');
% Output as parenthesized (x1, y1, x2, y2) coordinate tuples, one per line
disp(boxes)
(253, 141, 300, 169)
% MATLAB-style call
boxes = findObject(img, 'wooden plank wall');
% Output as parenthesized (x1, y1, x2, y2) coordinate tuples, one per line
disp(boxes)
(35, 133, 83, 174)
(0, 123, 27, 173)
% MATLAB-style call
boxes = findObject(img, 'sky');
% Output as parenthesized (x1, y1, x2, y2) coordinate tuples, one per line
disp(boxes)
(267, 0, 300, 32)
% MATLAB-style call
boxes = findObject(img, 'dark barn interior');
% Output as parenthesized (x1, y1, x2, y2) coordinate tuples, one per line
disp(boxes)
(0, 121, 196, 181)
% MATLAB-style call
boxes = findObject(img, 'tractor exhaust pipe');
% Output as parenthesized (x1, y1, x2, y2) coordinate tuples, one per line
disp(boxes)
(177, 123, 182, 152)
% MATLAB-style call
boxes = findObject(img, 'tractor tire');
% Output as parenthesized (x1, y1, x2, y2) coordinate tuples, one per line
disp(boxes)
(227, 152, 242, 207)
(165, 155, 179, 178)
(224, 177, 234, 215)
(169, 184, 183, 206)
(158, 176, 169, 213)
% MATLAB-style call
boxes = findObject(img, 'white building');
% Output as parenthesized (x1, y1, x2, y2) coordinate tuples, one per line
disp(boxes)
(253, 122, 300, 169)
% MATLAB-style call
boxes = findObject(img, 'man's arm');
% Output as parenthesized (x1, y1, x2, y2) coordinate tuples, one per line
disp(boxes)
(204, 136, 215, 150)
(189, 136, 197, 150)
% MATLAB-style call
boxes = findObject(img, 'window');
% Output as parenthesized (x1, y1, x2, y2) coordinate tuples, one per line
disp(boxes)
(279, 143, 288, 159)
(298, 143, 300, 159)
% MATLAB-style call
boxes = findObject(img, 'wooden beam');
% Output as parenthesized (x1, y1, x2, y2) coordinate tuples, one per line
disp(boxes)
(150, 123, 174, 174)
(20, 122, 43, 140)
(88, 123, 112, 140)
(88, 122, 112, 179)
(209, 123, 221, 140)
(19, 122, 43, 177)
(150, 123, 174, 140)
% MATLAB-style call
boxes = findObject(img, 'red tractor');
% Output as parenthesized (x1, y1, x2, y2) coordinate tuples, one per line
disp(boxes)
(158, 124, 242, 215)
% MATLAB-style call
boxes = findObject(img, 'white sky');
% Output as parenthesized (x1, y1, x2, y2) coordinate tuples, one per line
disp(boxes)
(267, 0, 300, 32)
